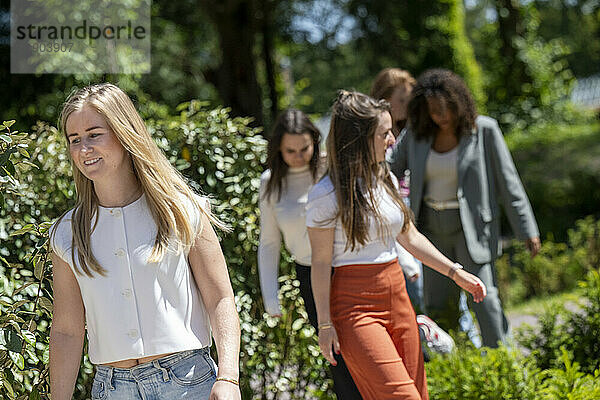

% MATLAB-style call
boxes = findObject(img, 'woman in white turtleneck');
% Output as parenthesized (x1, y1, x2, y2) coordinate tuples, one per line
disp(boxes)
(258, 109, 362, 399)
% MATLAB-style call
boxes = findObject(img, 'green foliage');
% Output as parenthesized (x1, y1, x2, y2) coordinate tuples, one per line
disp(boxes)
(517, 267, 600, 375)
(507, 122, 600, 241)
(497, 216, 600, 306)
(0, 120, 55, 399)
(467, 5, 589, 131)
(426, 343, 600, 399)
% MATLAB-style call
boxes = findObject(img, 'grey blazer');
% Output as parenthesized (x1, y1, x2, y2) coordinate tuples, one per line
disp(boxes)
(388, 115, 539, 264)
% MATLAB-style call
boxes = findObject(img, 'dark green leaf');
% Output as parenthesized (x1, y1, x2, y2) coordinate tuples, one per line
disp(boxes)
(29, 388, 41, 400)
(9, 224, 34, 236)
(38, 298, 53, 313)
(33, 258, 43, 280)
(35, 237, 47, 249)
(3, 328, 23, 353)
(17, 148, 30, 158)
(42, 346, 49, 364)
(2, 379, 15, 399)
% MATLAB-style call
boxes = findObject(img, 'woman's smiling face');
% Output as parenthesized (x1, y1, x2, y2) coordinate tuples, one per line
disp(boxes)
(372, 111, 395, 163)
(66, 106, 131, 183)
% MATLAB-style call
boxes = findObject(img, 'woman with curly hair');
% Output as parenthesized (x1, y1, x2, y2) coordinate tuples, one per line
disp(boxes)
(388, 68, 541, 348)
(307, 90, 487, 399)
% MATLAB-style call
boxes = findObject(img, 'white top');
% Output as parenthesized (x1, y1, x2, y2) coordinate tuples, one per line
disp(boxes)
(424, 146, 459, 202)
(258, 165, 314, 315)
(306, 174, 405, 267)
(50, 194, 212, 364)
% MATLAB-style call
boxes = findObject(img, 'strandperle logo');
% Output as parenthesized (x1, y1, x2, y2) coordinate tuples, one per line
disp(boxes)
(15, 20, 147, 44)
(11, 0, 151, 74)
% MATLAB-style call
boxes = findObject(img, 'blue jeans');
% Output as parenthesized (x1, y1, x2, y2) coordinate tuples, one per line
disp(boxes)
(91, 348, 216, 400)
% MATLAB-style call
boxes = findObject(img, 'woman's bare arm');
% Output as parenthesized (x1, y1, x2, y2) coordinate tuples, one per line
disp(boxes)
(397, 220, 487, 302)
(307, 226, 340, 365)
(188, 213, 241, 399)
(49, 253, 86, 400)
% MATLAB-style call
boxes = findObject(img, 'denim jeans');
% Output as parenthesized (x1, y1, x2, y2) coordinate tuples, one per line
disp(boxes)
(91, 348, 216, 400)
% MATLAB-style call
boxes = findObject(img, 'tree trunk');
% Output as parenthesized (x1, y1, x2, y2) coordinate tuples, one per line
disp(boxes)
(495, 0, 530, 97)
(201, 0, 264, 126)
(261, 0, 278, 125)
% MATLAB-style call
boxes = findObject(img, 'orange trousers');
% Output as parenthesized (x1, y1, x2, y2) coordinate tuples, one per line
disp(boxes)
(330, 259, 428, 400)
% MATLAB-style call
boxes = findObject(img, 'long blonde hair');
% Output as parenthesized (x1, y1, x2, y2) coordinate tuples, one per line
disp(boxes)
(53, 83, 223, 277)
(327, 90, 412, 251)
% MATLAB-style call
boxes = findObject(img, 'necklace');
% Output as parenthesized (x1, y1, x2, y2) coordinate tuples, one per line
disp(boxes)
(98, 186, 143, 208)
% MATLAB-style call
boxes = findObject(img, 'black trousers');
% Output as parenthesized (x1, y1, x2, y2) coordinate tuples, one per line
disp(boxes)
(295, 263, 363, 400)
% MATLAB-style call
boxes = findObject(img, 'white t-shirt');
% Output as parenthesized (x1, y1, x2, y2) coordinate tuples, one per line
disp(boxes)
(50, 194, 212, 364)
(424, 146, 459, 203)
(306, 174, 405, 267)
(258, 165, 314, 315)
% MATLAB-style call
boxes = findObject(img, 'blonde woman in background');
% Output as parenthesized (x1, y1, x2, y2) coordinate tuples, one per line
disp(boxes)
(259, 109, 362, 399)
(49, 83, 241, 400)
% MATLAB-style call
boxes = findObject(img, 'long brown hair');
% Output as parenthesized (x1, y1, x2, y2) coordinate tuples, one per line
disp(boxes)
(52, 83, 224, 277)
(264, 109, 321, 202)
(407, 68, 478, 141)
(327, 91, 411, 251)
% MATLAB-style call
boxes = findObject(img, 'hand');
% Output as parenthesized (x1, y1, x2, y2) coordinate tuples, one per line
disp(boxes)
(409, 272, 420, 282)
(525, 237, 541, 258)
(453, 269, 487, 303)
(318, 325, 340, 366)
(399, 187, 410, 198)
(209, 380, 241, 400)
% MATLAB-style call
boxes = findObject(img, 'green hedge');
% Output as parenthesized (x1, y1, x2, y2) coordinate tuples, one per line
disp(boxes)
(507, 122, 600, 242)
(427, 266, 600, 399)
(496, 216, 600, 306)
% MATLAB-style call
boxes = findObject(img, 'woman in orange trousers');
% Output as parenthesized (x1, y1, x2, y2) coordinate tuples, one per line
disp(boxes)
(306, 91, 487, 399)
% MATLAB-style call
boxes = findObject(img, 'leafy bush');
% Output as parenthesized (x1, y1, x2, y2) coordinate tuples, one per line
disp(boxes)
(0, 120, 58, 399)
(517, 267, 600, 375)
(426, 345, 537, 399)
(507, 122, 600, 242)
(426, 343, 600, 399)
(496, 215, 600, 306)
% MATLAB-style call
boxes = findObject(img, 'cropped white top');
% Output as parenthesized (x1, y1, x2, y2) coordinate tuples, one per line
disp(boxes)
(50, 194, 212, 364)
(306, 174, 405, 267)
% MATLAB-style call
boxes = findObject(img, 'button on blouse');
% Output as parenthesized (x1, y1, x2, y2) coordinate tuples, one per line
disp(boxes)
(51, 194, 212, 364)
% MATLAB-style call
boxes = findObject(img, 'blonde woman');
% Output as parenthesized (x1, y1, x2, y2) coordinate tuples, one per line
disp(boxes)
(49, 83, 241, 400)
(306, 91, 486, 399)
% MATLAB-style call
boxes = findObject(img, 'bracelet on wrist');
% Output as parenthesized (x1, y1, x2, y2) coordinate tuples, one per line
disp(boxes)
(448, 262, 464, 280)
(318, 322, 333, 331)
(215, 376, 239, 386)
